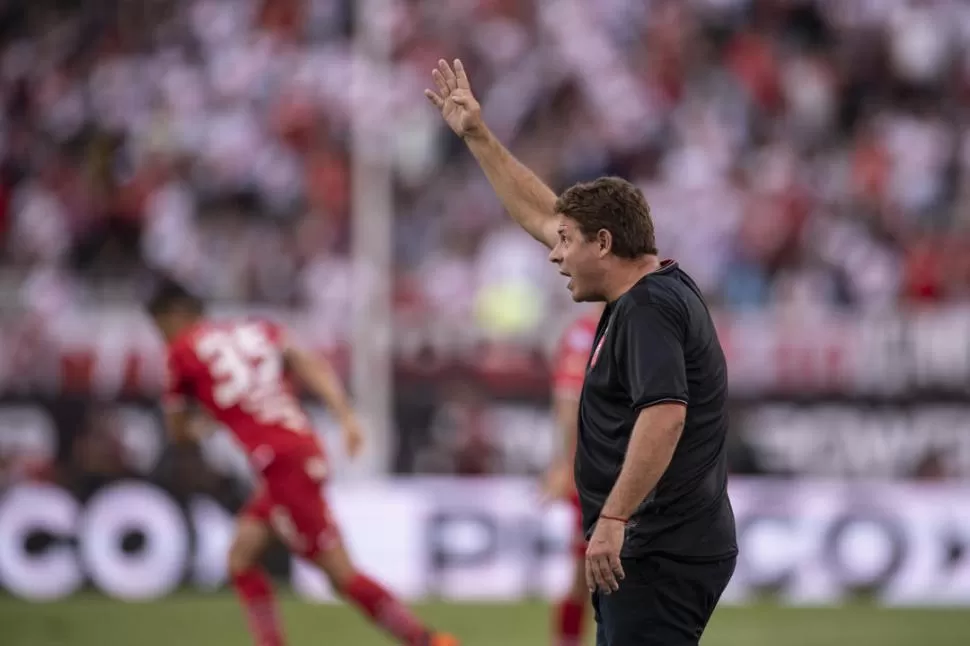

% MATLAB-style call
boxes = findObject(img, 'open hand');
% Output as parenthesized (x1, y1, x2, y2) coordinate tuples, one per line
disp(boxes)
(424, 58, 485, 139)
(586, 517, 626, 594)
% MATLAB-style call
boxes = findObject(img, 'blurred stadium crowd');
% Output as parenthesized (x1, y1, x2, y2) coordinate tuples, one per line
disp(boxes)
(3, 0, 970, 487)
(1, 0, 970, 337)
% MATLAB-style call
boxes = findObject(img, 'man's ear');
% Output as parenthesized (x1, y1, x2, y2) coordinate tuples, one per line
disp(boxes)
(596, 229, 612, 257)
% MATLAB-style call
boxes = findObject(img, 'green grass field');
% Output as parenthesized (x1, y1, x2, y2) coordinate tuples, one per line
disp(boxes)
(2, 593, 970, 646)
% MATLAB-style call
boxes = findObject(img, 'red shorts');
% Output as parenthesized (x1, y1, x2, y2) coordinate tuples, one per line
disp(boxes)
(240, 445, 339, 560)
(569, 490, 587, 558)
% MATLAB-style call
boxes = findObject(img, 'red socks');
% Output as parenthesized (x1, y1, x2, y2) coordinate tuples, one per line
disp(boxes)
(555, 597, 586, 646)
(232, 569, 285, 646)
(343, 573, 432, 646)
(233, 568, 432, 646)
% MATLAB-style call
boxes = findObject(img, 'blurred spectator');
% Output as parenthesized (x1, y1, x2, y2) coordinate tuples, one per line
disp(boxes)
(153, 440, 247, 508)
(0, 453, 55, 489)
(416, 380, 499, 475)
(72, 407, 131, 474)
(913, 450, 952, 481)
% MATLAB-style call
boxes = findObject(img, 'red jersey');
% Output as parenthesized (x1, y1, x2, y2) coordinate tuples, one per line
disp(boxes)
(553, 309, 601, 539)
(552, 309, 601, 401)
(164, 319, 321, 460)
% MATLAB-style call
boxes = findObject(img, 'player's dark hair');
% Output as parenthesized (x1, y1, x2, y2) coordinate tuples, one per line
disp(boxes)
(555, 177, 657, 259)
(146, 278, 204, 318)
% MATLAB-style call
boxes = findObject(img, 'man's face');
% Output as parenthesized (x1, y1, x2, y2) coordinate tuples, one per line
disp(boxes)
(549, 215, 607, 302)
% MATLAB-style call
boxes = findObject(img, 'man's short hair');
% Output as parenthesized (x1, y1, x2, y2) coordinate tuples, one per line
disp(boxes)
(554, 177, 657, 258)
(146, 277, 204, 317)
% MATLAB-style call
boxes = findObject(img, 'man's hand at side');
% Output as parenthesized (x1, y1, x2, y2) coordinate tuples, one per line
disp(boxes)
(588, 402, 686, 595)
(586, 517, 626, 594)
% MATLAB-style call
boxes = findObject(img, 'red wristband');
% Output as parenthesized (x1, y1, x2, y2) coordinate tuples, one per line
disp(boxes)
(599, 514, 628, 524)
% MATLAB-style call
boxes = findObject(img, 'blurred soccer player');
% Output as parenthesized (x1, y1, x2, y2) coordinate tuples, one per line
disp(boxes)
(147, 279, 458, 646)
(543, 305, 603, 646)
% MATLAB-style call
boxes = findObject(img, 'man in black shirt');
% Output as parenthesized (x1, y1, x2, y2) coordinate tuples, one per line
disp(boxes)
(427, 60, 737, 645)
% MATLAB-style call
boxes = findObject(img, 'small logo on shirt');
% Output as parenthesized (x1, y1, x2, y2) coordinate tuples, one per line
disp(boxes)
(589, 332, 607, 368)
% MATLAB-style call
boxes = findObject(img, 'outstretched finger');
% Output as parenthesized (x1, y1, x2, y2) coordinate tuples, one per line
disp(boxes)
(438, 58, 458, 91)
(454, 59, 471, 90)
(424, 89, 444, 109)
(431, 69, 449, 97)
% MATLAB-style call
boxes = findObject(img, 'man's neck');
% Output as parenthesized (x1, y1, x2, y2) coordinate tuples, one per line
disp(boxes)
(604, 255, 662, 303)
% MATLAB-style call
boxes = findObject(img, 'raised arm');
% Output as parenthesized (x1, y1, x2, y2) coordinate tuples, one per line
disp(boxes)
(425, 59, 559, 249)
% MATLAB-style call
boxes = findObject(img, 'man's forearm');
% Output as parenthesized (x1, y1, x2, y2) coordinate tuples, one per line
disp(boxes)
(287, 348, 355, 422)
(601, 405, 685, 519)
(465, 128, 559, 249)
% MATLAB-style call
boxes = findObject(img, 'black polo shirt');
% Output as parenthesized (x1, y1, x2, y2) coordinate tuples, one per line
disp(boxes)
(575, 260, 737, 560)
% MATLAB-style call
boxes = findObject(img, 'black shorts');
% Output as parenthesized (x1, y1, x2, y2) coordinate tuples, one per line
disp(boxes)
(592, 553, 736, 646)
